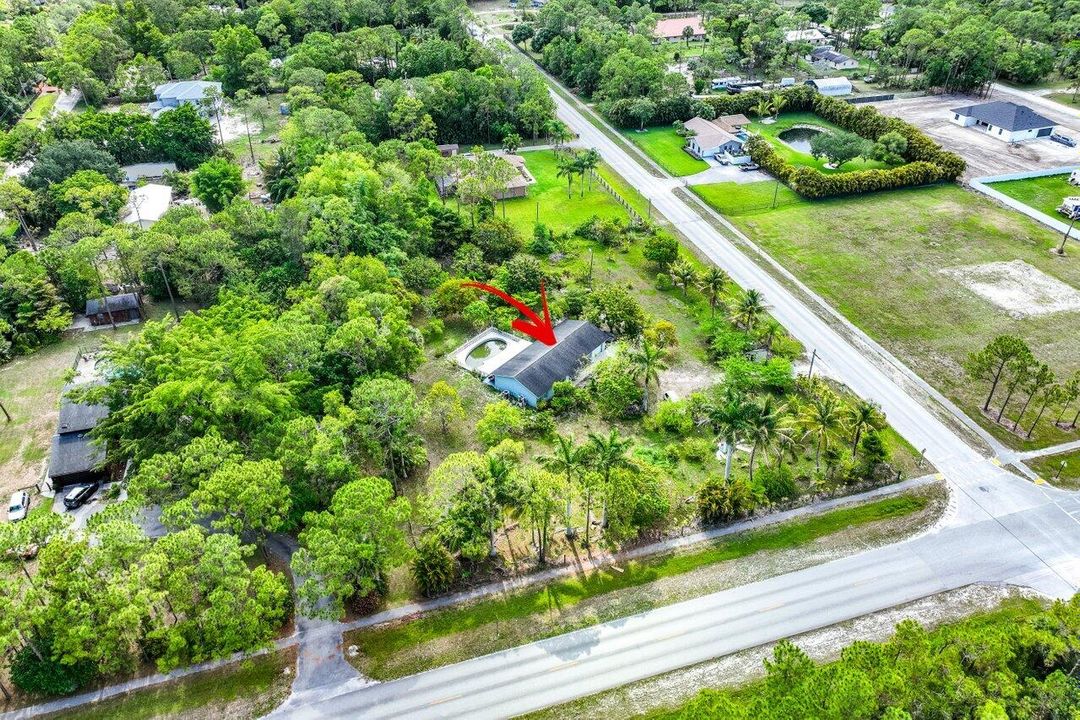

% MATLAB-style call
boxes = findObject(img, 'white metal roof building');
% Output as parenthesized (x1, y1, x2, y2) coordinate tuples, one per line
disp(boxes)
(119, 162, 177, 186)
(123, 183, 173, 228)
(804, 77, 853, 97)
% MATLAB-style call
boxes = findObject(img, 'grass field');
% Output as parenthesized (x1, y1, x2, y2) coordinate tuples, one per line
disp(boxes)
(697, 183, 1080, 450)
(749, 112, 893, 175)
(17, 92, 58, 128)
(500, 150, 634, 235)
(1048, 92, 1080, 109)
(1029, 449, 1080, 490)
(41, 649, 295, 720)
(620, 127, 709, 177)
(344, 490, 936, 680)
(691, 180, 806, 216)
(988, 173, 1076, 219)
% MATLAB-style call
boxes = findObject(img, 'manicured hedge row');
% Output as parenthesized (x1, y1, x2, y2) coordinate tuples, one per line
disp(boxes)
(702, 85, 965, 198)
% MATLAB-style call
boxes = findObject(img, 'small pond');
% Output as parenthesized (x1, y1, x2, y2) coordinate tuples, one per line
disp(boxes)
(777, 126, 824, 154)
(465, 339, 507, 369)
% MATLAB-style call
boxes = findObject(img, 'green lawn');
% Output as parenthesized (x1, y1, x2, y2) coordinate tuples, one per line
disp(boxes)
(697, 183, 1080, 450)
(1048, 92, 1080, 109)
(17, 92, 58, 128)
(749, 112, 894, 175)
(620, 126, 709, 177)
(501, 150, 632, 235)
(41, 649, 295, 720)
(691, 180, 807, 216)
(345, 491, 934, 680)
(987, 173, 1076, 219)
(1029, 449, 1080, 490)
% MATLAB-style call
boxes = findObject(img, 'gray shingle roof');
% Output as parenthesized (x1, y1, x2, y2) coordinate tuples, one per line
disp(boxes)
(85, 293, 140, 316)
(950, 101, 1054, 132)
(48, 432, 105, 479)
(57, 383, 108, 434)
(492, 320, 611, 397)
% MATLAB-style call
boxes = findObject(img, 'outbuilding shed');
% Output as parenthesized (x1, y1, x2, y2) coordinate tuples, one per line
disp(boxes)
(804, 77, 853, 96)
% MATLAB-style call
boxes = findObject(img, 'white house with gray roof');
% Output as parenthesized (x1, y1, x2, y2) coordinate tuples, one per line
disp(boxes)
(150, 80, 222, 116)
(949, 101, 1056, 143)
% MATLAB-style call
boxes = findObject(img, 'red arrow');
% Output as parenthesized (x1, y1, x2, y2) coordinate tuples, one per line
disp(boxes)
(462, 280, 557, 346)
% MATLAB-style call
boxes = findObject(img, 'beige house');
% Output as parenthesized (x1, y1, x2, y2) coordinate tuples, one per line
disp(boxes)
(653, 14, 705, 42)
(683, 115, 751, 161)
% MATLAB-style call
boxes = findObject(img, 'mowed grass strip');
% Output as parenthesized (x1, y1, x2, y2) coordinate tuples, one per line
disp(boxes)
(1029, 449, 1080, 490)
(502, 150, 631, 235)
(987, 173, 1076, 219)
(347, 493, 930, 680)
(691, 180, 806, 216)
(41, 649, 295, 720)
(621, 126, 709, 177)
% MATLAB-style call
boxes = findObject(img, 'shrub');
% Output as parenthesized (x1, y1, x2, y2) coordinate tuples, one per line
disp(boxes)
(644, 232, 679, 268)
(591, 354, 643, 419)
(647, 399, 694, 435)
(400, 256, 446, 292)
(10, 642, 96, 695)
(858, 431, 889, 477)
(698, 477, 755, 524)
(476, 400, 526, 446)
(545, 380, 589, 415)
(757, 465, 799, 503)
(676, 437, 714, 464)
(411, 535, 456, 597)
(708, 327, 750, 360)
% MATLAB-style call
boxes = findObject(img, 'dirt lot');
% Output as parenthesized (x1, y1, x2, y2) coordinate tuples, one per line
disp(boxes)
(870, 88, 1080, 180)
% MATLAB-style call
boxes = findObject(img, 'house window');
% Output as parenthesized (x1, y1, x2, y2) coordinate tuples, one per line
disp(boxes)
(953, 114, 959, 120)
(998, 128, 1002, 135)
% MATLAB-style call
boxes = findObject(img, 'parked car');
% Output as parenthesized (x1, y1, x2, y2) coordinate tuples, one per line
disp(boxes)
(63, 483, 98, 510)
(1050, 133, 1077, 147)
(740, 163, 761, 171)
(7, 491, 29, 522)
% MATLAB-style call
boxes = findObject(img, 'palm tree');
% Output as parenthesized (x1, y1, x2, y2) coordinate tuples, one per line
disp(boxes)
(586, 428, 634, 531)
(670, 259, 698, 299)
(708, 387, 753, 481)
(579, 148, 601, 191)
(734, 289, 765, 331)
(772, 425, 799, 470)
(799, 391, 843, 470)
(746, 397, 785, 482)
(556, 156, 577, 199)
(753, 98, 772, 119)
(538, 434, 586, 539)
(628, 337, 667, 413)
(759, 318, 782, 357)
(698, 267, 729, 315)
(769, 92, 787, 120)
(846, 400, 884, 459)
(549, 121, 573, 154)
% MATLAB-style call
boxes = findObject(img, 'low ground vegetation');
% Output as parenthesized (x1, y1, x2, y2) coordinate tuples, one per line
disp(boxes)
(620, 127, 708, 177)
(652, 595, 1080, 720)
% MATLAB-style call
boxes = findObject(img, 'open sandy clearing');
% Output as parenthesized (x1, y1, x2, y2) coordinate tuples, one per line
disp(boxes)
(940, 259, 1080, 318)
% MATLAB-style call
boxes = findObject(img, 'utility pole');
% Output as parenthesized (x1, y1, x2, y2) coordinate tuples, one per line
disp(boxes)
(807, 348, 817, 378)
(0, 399, 10, 422)
(1055, 460, 1068, 481)
(771, 179, 780, 209)
(1055, 208, 1079, 256)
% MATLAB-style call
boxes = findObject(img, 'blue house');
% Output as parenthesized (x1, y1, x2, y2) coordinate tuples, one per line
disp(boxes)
(490, 320, 612, 407)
